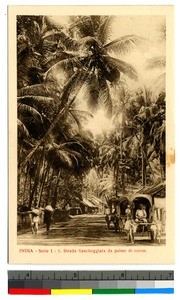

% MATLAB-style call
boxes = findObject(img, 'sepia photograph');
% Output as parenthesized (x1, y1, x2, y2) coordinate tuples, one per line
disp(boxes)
(9, 6, 174, 264)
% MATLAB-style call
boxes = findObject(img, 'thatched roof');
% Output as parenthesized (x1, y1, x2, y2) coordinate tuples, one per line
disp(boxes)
(137, 182, 165, 196)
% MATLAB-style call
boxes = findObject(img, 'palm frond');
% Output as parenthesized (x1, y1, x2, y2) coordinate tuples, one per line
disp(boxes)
(98, 73, 112, 117)
(129, 135, 140, 157)
(18, 95, 54, 104)
(18, 103, 43, 124)
(18, 96, 56, 120)
(104, 35, 144, 55)
(97, 16, 113, 44)
(69, 109, 92, 130)
(64, 149, 82, 166)
(152, 72, 166, 97)
(70, 109, 93, 119)
(17, 49, 42, 88)
(90, 16, 101, 33)
(17, 82, 58, 98)
(99, 172, 115, 194)
(57, 149, 74, 167)
(45, 57, 82, 79)
(105, 56, 138, 80)
(80, 73, 100, 111)
(42, 30, 79, 51)
(59, 68, 90, 108)
(43, 50, 74, 69)
(17, 118, 30, 139)
(146, 56, 166, 70)
(69, 16, 95, 38)
(46, 143, 74, 168)
(59, 141, 85, 149)
(33, 20, 41, 37)
(99, 144, 112, 155)
(68, 111, 82, 130)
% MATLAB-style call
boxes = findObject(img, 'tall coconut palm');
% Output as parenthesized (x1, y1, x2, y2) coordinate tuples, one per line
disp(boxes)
(17, 78, 95, 206)
(44, 15, 143, 115)
(17, 15, 67, 89)
(127, 87, 165, 185)
(17, 15, 144, 169)
(146, 23, 166, 97)
(104, 84, 165, 188)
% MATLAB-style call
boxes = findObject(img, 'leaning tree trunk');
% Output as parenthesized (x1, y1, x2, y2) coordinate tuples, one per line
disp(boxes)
(160, 150, 166, 181)
(114, 165, 119, 198)
(141, 129, 147, 187)
(38, 162, 50, 207)
(121, 167, 125, 194)
(119, 93, 126, 194)
(45, 167, 54, 206)
(23, 163, 29, 203)
(52, 170, 61, 209)
(28, 150, 44, 209)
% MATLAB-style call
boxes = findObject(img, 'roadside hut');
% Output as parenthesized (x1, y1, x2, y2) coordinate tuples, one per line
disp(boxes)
(80, 198, 98, 214)
(87, 196, 106, 213)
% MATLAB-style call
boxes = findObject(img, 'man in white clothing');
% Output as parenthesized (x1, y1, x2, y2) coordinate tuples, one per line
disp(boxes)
(135, 204, 147, 223)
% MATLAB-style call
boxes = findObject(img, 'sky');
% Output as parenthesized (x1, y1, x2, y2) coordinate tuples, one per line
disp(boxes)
(48, 15, 165, 41)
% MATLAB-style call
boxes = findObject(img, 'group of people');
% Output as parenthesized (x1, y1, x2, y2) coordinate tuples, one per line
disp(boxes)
(30, 203, 54, 235)
(124, 204, 148, 243)
(125, 203, 148, 223)
(105, 203, 155, 243)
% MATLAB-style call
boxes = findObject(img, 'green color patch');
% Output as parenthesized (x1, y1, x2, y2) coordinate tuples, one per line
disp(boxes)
(92, 289, 135, 294)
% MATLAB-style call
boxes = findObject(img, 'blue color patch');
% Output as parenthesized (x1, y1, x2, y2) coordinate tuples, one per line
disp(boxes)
(135, 288, 174, 294)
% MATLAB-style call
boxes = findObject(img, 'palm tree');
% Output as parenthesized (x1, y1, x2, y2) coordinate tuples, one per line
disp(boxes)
(104, 84, 165, 188)
(16, 15, 145, 210)
(43, 15, 143, 115)
(146, 23, 166, 97)
(131, 87, 166, 185)
(17, 15, 144, 170)
(17, 87, 95, 208)
(42, 140, 86, 208)
(148, 93, 166, 181)
(17, 15, 68, 89)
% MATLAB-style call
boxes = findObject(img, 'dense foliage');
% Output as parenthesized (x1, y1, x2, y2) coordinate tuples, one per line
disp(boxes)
(17, 15, 166, 209)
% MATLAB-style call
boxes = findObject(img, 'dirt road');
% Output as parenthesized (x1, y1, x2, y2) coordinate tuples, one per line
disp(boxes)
(17, 214, 164, 246)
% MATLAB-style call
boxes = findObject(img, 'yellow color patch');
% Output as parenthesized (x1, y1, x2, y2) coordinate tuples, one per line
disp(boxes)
(51, 289, 92, 295)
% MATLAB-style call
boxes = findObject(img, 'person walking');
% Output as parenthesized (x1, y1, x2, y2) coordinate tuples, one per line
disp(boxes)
(30, 204, 41, 234)
(105, 206, 111, 229)
(125, 204, 132, 220)
(44, 205, 54, 235)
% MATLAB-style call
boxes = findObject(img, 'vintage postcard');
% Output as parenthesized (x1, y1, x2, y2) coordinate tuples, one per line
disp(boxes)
(9, 5, 174, 264)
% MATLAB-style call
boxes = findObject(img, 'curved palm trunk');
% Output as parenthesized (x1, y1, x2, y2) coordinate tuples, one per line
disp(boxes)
(20, 69, 90, 169)
(38, 161, 50, 207)
(18, 145, 24, 199)
(119, 93, 126, 194)
(46, 167, 55, 206)
(141, 128, 147, 187)
(28, 150, 44, 209)
(23, 164, 29, 203)
(52, 170, 61, 209)
(160, 150, 166, 181)
(114, 165, 119, 198)
(121, 168, 125, 194)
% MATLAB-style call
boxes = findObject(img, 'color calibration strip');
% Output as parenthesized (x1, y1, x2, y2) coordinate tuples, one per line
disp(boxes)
(8, 270, 174, 295)
(9, 288, 174, 295)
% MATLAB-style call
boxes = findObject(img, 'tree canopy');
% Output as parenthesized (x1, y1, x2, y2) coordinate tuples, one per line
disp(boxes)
(17, 15, 166, 210)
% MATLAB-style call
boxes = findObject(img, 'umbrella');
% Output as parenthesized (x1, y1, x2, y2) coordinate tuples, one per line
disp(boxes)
(45, 205, 54, 212)
(31, 208, 40, 216)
